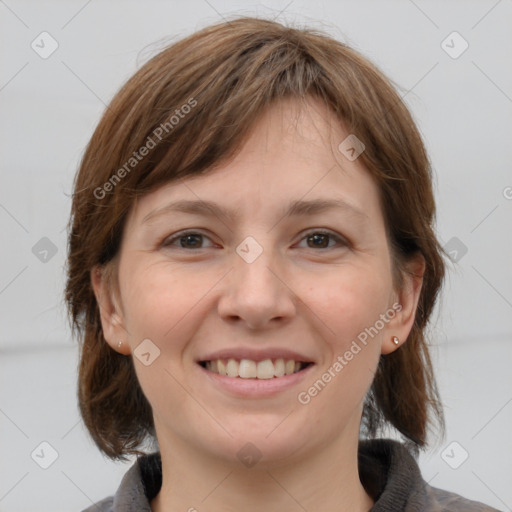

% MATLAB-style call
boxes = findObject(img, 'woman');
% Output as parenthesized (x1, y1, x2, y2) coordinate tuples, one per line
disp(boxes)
(65, 16, 499, 511)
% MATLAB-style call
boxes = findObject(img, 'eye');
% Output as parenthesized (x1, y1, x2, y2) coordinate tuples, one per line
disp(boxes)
(296, 229, 348, 250)
(161, 229, 348, 251)
(162, 230, 214, 250)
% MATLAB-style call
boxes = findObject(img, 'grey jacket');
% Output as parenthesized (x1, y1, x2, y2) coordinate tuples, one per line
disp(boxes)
(82, 439, 500, 511)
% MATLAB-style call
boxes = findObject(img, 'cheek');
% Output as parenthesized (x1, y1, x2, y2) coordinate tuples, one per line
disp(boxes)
(118, 262, 211, 415)
(120, 260, 212, 343)
(303, 290, 385, 401)
(293, 268, 393, 442)
(301, 266, 391, 390)
(307, 264, 393, 348)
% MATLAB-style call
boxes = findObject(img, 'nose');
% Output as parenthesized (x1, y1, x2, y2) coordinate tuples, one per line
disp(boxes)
(217, 240, 297, 330)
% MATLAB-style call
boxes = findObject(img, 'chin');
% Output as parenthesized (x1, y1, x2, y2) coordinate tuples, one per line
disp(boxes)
(200, 418, 312, 469)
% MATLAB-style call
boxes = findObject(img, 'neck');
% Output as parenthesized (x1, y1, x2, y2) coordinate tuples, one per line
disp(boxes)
(151, 420, 374, 512)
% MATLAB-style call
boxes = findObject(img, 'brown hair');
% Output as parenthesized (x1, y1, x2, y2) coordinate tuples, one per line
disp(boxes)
(65, 16, 445, 461)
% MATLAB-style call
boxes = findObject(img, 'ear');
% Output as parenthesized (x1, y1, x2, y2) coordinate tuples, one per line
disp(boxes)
(381, 253, 425, 355)
(90, 265, 131, 355)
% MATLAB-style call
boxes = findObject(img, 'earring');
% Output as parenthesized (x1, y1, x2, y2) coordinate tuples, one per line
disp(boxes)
(392, 336, 399, 345)
(118, 340, 123, 348)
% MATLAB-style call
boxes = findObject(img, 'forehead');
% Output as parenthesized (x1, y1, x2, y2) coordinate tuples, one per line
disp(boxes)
(127, 97, 383, 227)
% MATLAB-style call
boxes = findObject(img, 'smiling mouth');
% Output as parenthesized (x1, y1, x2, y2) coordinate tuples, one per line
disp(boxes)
(198, 358, 313, 379)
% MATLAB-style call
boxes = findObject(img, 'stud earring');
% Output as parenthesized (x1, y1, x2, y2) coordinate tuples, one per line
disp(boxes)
(392, 336, 399, 345)
(118, 340, 123, 348)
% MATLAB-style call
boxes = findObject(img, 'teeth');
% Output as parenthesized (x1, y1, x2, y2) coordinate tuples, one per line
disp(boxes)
(203, 358, 308, 379)
(256, 359, 274, 379)
(226, 359, 238, 378)
(274, 358, 285, 377)
(239, 359, 257, 378)
(218, 359, 227, 376)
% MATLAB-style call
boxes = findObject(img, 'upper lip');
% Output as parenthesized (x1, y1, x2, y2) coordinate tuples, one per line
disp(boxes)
(196, 348, 315, 364)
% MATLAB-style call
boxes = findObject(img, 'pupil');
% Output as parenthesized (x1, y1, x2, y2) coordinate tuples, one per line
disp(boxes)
(182, 234, 202, 248)
(309, 233, 328, 248)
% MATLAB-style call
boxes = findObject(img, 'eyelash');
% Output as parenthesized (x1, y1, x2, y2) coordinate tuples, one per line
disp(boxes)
(161, 229, 349, 251)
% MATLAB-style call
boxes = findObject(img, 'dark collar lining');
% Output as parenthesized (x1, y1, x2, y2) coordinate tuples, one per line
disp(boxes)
(138, 451, 162, 503)
(358, 439, 427, 511)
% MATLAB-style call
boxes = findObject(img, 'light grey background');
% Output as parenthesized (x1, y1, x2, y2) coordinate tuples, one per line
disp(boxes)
(1, 1, 511, 511)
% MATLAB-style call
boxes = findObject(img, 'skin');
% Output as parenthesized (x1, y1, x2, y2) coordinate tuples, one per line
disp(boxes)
(92, 96, 424, 512)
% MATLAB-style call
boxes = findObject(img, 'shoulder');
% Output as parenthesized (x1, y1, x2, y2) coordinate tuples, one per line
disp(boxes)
(426, 485, 502, 512)
(81, 495, 113, 512)
(79, 452, 162, 512)
(358, 439, 501, 512)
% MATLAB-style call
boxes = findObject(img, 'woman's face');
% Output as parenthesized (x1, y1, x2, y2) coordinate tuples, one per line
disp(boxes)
(94, 97, 421, 467)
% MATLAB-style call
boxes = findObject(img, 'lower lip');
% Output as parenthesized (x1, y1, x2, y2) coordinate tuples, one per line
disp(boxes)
(197, 363, 315, 398)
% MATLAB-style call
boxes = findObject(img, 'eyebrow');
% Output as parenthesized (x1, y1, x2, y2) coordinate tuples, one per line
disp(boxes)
(141, 198, 368, 225)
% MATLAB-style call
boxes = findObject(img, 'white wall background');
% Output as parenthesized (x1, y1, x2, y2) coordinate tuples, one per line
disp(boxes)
(0, 1, 511, 511)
